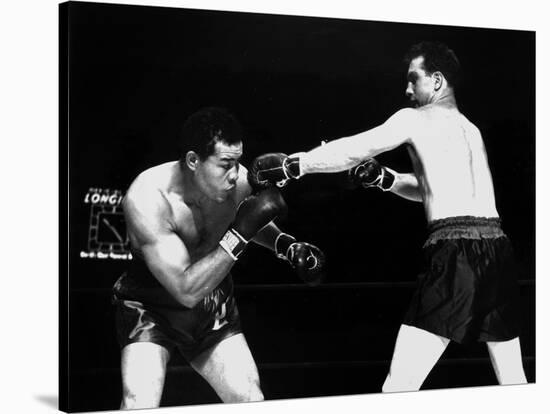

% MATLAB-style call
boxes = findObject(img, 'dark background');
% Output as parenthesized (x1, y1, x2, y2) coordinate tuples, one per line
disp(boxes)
(61, 1, 535, 412)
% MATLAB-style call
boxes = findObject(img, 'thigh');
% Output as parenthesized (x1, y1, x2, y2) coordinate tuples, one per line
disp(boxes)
(120, 342, 170, 409)
(384, 324, 450, 391)
(486, 337, 527, 384)
(486, 337, 523, 359)
(189, 333, 263, 402)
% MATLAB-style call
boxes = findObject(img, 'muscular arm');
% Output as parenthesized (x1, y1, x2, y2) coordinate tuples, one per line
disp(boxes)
(124, 193, 235, 309)
(299, 109, 418, 175)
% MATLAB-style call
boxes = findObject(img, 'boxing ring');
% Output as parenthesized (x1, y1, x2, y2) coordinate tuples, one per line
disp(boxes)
(60, 2, 536, 411)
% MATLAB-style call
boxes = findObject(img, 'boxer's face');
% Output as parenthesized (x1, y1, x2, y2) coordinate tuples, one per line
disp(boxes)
(406, 56, 436, 107)
(193, 141, 243, 203)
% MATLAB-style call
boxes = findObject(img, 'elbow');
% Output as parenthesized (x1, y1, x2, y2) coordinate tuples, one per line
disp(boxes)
(408, 190, 424, 203)
(176, 290, 203, 309)
(405, 192, 424, 203)
(173, 271, 204, 308)
(179, 294, 201, 309)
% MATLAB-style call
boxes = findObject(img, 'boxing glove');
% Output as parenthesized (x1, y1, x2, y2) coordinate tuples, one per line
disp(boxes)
(348, 158, 395, 191)
(220, 187, 287, 260)
(248, 153, 301, 190)
(275, 233, 326, 286)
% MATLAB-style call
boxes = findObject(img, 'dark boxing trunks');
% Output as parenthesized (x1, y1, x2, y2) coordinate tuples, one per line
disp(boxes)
(403, 216, 521, 344)
(112, 254, 242, 361)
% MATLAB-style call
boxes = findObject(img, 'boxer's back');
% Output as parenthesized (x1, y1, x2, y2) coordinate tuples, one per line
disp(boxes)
(408, 106, 499, 222)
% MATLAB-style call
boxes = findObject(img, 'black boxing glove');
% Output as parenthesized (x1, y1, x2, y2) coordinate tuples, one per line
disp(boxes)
(220, 187, 287, 261)
(275, 233, 326, 286)
(248, 153, 301, 190)
(348, 158, 395, 191)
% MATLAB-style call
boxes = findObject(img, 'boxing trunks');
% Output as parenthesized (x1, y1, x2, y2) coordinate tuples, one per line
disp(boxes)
(403, 216, 521, 344)
(112, 251, 242, 361)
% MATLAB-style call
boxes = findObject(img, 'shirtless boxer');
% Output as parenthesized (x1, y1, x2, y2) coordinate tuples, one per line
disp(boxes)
(112, 107, 325, 409)
(248, 42, 527, 391)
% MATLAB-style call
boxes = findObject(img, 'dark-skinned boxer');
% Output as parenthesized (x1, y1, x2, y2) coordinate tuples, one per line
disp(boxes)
(112, 107, 325, 409)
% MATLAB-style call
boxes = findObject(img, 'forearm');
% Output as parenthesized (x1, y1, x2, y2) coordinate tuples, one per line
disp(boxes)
(179, 187, 289, 306)
(298, 136, 377, 175)
(389, 170, 423, 202)
(177, 246, 236, 307)
(253, 221, 326, 287)
(251, 221, 280, 251)
(298, 123, 402, 175)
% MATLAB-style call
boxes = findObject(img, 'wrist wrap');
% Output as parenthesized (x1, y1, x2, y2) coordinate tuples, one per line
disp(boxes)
(275, 232, 297, 260)
(219, 228, 248, 261)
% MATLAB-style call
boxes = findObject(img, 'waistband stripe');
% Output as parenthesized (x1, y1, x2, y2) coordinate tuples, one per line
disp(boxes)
(424, 216, 505, 247)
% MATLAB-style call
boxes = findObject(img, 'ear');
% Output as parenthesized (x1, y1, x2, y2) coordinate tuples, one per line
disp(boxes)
(185, 151, 200, 171)
(433, 71, 444, 91)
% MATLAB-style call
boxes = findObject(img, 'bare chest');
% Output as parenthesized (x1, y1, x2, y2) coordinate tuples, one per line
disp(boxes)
(171, 199, 238, 258)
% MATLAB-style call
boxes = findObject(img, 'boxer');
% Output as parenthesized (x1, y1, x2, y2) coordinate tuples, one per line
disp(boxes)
(112, 107, 325, 408)
(249, 42, 527, 391)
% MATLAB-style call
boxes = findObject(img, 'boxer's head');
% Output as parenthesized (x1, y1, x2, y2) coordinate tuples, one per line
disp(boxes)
(404, 41, 461, 107)
(179, 107, 243, 202)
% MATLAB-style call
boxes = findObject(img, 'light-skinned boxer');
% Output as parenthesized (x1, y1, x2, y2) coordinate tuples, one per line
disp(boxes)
(249, 42, 527, 392)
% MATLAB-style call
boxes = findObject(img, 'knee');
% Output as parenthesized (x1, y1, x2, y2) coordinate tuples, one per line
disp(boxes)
(121, 385, 162, 409)
(247, 384, 264, 402)
(237, 379, 264, 402)
(497, 365, 527, 385)
(249, 376, 264, 401)
(121, 394, 155, 410)
(223, 376, 264, 403)
(382, 373, 421, 393)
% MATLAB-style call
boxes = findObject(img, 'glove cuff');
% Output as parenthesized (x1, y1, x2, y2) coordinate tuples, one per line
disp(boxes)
(284, 156, 301, 179)
(275, 232, 296, 260)
(379, 168, 396, 191)
(219, 228, 248, 261)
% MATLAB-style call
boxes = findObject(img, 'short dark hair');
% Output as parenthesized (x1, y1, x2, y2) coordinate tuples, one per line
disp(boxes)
(404, 41, 461, 88)
(179, 107, 243, 163)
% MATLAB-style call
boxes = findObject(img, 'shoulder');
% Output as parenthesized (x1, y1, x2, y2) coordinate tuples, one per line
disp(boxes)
(379, 108, 424, 143)
(461, 114, 482, 135)
(126, 162, 178, 198)
(123, 164, 175, 223)
(384, 108, 424, 130)
(123, 182, 174, 246)
(460, 114, 485, 147)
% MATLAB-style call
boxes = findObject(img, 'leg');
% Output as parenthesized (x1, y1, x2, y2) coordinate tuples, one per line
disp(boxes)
(382, 324, 450, 393)
(120, 342, 170, 409)
(486, 337, 527, 385)
(190, 333, 264, 403)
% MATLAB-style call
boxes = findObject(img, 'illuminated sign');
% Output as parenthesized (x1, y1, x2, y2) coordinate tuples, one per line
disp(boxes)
(80, 188, 132, 260)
